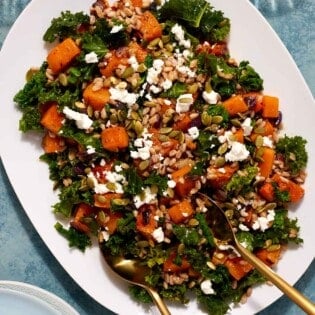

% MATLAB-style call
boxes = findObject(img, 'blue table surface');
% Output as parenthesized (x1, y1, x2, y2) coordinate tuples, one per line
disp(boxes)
(0, 1, 314, 314)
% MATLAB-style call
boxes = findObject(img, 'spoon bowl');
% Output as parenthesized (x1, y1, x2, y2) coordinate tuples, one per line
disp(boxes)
(99, 233, 171, 315)
(198, 193, 315, 315)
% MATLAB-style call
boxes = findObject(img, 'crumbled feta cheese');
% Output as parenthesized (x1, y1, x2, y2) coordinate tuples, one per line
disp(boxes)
(86, 145, 96, 154)
(218, 244, 240, 257)
(176, 65, 195, 78)
(109, 87, 138, 107)
(188, 126, 199, 140)
(225, 141, 250, 162)
(146, 59, 164, 84)
(200, 280, 215, 295)
(241, 117, 253, 136)
(110, 24, 124, 33)
(128, 56, 139, 70)
(161, 79, 172, 91)
(63, 106, 93, 130)
(114, 164, 123, 172)
(86, 168, 126, 194)
(182, 49, 193, 60)
(150, 85, 162, 94)
(239, 223, 250, 231)
(171, 23, 191, 48)
(263, 136, 273, 148)
(133, 187, 157, 208)
(176, 93, 193, 113)
(167, 179, 176, 188)
(152, 227, 164, 243)
(86, 172, 107, 194)
(202, 90, 220, 104)
(130, 130, 153, 160)
(218, 131, 233, 144)
(101, 230, 110, 242)
(85, 52, 99, 64)
(252, 210, 275, 232)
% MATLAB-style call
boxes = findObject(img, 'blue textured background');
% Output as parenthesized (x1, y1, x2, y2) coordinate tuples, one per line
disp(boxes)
(0, 1, 314, 314)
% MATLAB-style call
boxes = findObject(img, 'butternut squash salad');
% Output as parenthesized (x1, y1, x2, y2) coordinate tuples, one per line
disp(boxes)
(15, 0, 308, 313)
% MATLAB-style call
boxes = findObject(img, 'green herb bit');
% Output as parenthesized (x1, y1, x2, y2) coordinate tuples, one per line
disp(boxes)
(43, 11, 90, 43)
(276, 135, 308, 175)
(226, 166, 258, 194)
(195, 213, 215, 247)
(54, 222, 91, 252)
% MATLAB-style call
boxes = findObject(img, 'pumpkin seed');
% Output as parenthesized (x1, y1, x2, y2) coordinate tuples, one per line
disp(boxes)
(139, 160, 150, 170)
(148, 37, 160, 48)
(151, 185, 159, 195)
(211, 115, 223, 124)
(206, 261, 216, 270)
(130, 111, 141, 120)
(225, 209, 234, 219)
(112, 198, 129, 206)
(177, 131, 185, 143)
(160, 127, 173, 134)
(106, 182, 116, 191)
(75, 101, 85, 109)
(97, 211, 107, 224)
(134, 120, 144, 135)
(96, 194, 107, 204)
(264, 239, 273, 248)
(165, 43, 174, 52)
(121, 66, 134, 79)
(187, 83, 199, 94)
(110, 113, 118, 124)
(169, 130, 180, 138)
(267, 244, 281, 252)
(159, 134, 170, 142)
(218, 142, 228, 155)
(137, 240, 149, 248)
(58, 73, 68, 86)
(205, 79, 212, 93)
(201, 112, 212, 126)
(231, 118, 241, 127)
(162, 35, 170, 43)
(188, 218, 199, 227)
(86, 177, 94, 188)
(137, 63, 147, 73)
(214, 156, 226, 167)
(87, 105, 94, 117)
(177, 243, 185, 254)
(255, 135, 264, 147)
(26, 68, 39, 82)
(255, 147, 265, 160)
(254, 125, 265, 134)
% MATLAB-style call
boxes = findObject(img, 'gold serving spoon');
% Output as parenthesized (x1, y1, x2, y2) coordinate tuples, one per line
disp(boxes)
(99, 234, 171, 315)
(198, 193, 315, 315)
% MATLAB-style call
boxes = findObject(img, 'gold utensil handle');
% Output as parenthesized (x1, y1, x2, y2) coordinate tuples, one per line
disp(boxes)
(236, 242, 315, 315)
(147, 287, 171, 315)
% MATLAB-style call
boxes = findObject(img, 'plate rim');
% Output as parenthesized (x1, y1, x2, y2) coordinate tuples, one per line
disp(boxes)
(0, 280, 80, 315)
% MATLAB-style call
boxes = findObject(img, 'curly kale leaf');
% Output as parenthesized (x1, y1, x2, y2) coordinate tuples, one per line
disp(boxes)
(14, 63, 48, 109)
(253, 209, 303, 247)
(237, 61, 263, 92)
(173, 225, 200, 246)
(276, 135, 308, 175)
(226, 166, 258, 194)
(53, 181, 93, 217)
(19, 107, 42, 132)
(200, 6, 230, 42)
(207, 104, 230, 127)
(54, 222, 91, 252)
(43, 11, 90, 42)
(144, 172, 168, 195)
